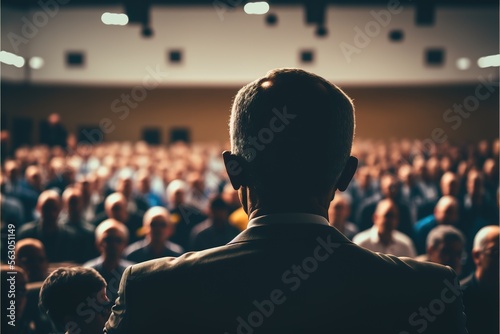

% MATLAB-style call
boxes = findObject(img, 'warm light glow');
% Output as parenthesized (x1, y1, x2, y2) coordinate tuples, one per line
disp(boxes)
(29, 56, 45, 69)
(477, 54, 500, 68)
(456, 57, 470, 70)
(101, 12, 129, 26)
(244, 2, 270, 15)
(0, 50, 25, 68)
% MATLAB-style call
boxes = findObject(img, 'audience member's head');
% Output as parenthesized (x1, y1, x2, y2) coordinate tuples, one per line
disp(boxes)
(15, 238, 48, 282)
(4, 160, 20, 183)
(472, 225, 499, 286)
(224, 68, 356, 213)
(483, 158, 499, 182)
(434, 196, 459, 225)
(398, 165, 415, 186)
(166, 180, 187, 208)
(37, 190, 62, 228)
(328, 193, 351, 228)
(62, 187, 83, 221)
(47, 112, 61, 125)
(116, 174, 133, 199)
(25, 165, 42, 191)
(425, 157, 441, 181)
(39, 267, 109, 334)
(372, 199, 399, 238)
(143, 207, 173, 244)
(209, 195, 230, 224)
(440, 172, 459, 197)
(104, 192, 128, 222)
(380, 174, 400, 200)
(95, 219, 129, 260)
(466, 169, 484, 197)
(136, 170, 151, 194)
(426, 225, 465, 275)
(76, 174, 96, 202)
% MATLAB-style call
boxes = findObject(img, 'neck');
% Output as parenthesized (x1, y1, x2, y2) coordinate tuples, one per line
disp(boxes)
(245, 187, 331, 222)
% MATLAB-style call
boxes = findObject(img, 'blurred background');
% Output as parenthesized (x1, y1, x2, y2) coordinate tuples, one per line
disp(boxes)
(1, 0, 499, 146)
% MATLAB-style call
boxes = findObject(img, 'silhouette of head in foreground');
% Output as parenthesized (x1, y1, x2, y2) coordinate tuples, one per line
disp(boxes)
(223, 68, 358, 220)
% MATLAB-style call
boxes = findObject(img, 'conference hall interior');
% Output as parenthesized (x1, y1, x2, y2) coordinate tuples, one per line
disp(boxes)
(1, 0, 498, 333)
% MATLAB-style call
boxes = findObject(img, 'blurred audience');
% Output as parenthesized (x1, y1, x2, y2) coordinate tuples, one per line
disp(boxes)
(166, 179, 207, 249)
(414, 195, 461, 254)
(84, 219, 134, 304)
(353, 199, 416, 257)
(0, 138, 498, 333)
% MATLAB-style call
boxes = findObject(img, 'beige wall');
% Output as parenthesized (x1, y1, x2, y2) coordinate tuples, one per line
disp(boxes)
(2, 83, 498, 145)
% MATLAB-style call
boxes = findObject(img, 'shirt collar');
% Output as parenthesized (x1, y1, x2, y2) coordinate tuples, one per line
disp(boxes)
(247, 213, 330, 229)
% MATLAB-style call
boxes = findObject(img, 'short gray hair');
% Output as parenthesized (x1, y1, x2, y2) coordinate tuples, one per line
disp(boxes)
(229, 68, 355, 197)
(427, 225, 465, 250)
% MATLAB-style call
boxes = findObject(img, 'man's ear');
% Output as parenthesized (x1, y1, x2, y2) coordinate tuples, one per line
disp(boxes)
(222, 151, 249, 190)
(336, 156, 358, 192)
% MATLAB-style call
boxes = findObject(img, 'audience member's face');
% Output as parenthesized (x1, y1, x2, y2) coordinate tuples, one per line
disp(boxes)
(110, 200, 127, 222)
(17, 246, 48, 282)
(328, 197, 350, 225)
(474, 231, 499, 280)
(5, 162, 20, 182)
(435, 200, 459, 225)
(66, 192, 83, 217)
(380, 176, 399, 200)
(429, 240, 464, 275)
(26, 168, 42, 190)
(99, 228, 127, 259)
(356, 168, 371, 189)
(78, 180, 92, 198)
(466, 172, 483, 196)
(373, 202, 398, 235)
(138, 175, 150, 194)
(72, 287, 111, 334)
(173, 189, 185, 207)
(148, 215, 172, 243)
(440, 173, 459, 197)
(40, 198, 61, 226)
(117, 178, 133, 199)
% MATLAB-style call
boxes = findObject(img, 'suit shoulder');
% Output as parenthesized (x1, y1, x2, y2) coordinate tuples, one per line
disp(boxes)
(345, 243, 455, 280)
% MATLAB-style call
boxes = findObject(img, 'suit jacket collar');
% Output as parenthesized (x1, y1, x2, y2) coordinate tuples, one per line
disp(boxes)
(228, 222, 352, 245)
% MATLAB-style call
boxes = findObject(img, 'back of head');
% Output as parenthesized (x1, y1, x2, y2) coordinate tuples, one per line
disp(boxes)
(39, 267, 107, 333)
(230, 68, 355, 200)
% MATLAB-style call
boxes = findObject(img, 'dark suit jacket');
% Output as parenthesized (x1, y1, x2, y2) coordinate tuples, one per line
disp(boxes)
(105, 223, 467, 334)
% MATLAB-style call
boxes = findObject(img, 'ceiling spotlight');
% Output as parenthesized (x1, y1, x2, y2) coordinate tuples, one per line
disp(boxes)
(29, 56, 45, 69)
(456, 57, 470, 71)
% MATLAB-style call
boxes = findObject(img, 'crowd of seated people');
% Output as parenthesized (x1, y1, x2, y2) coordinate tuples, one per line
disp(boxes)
(0, 138, 498, 333)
